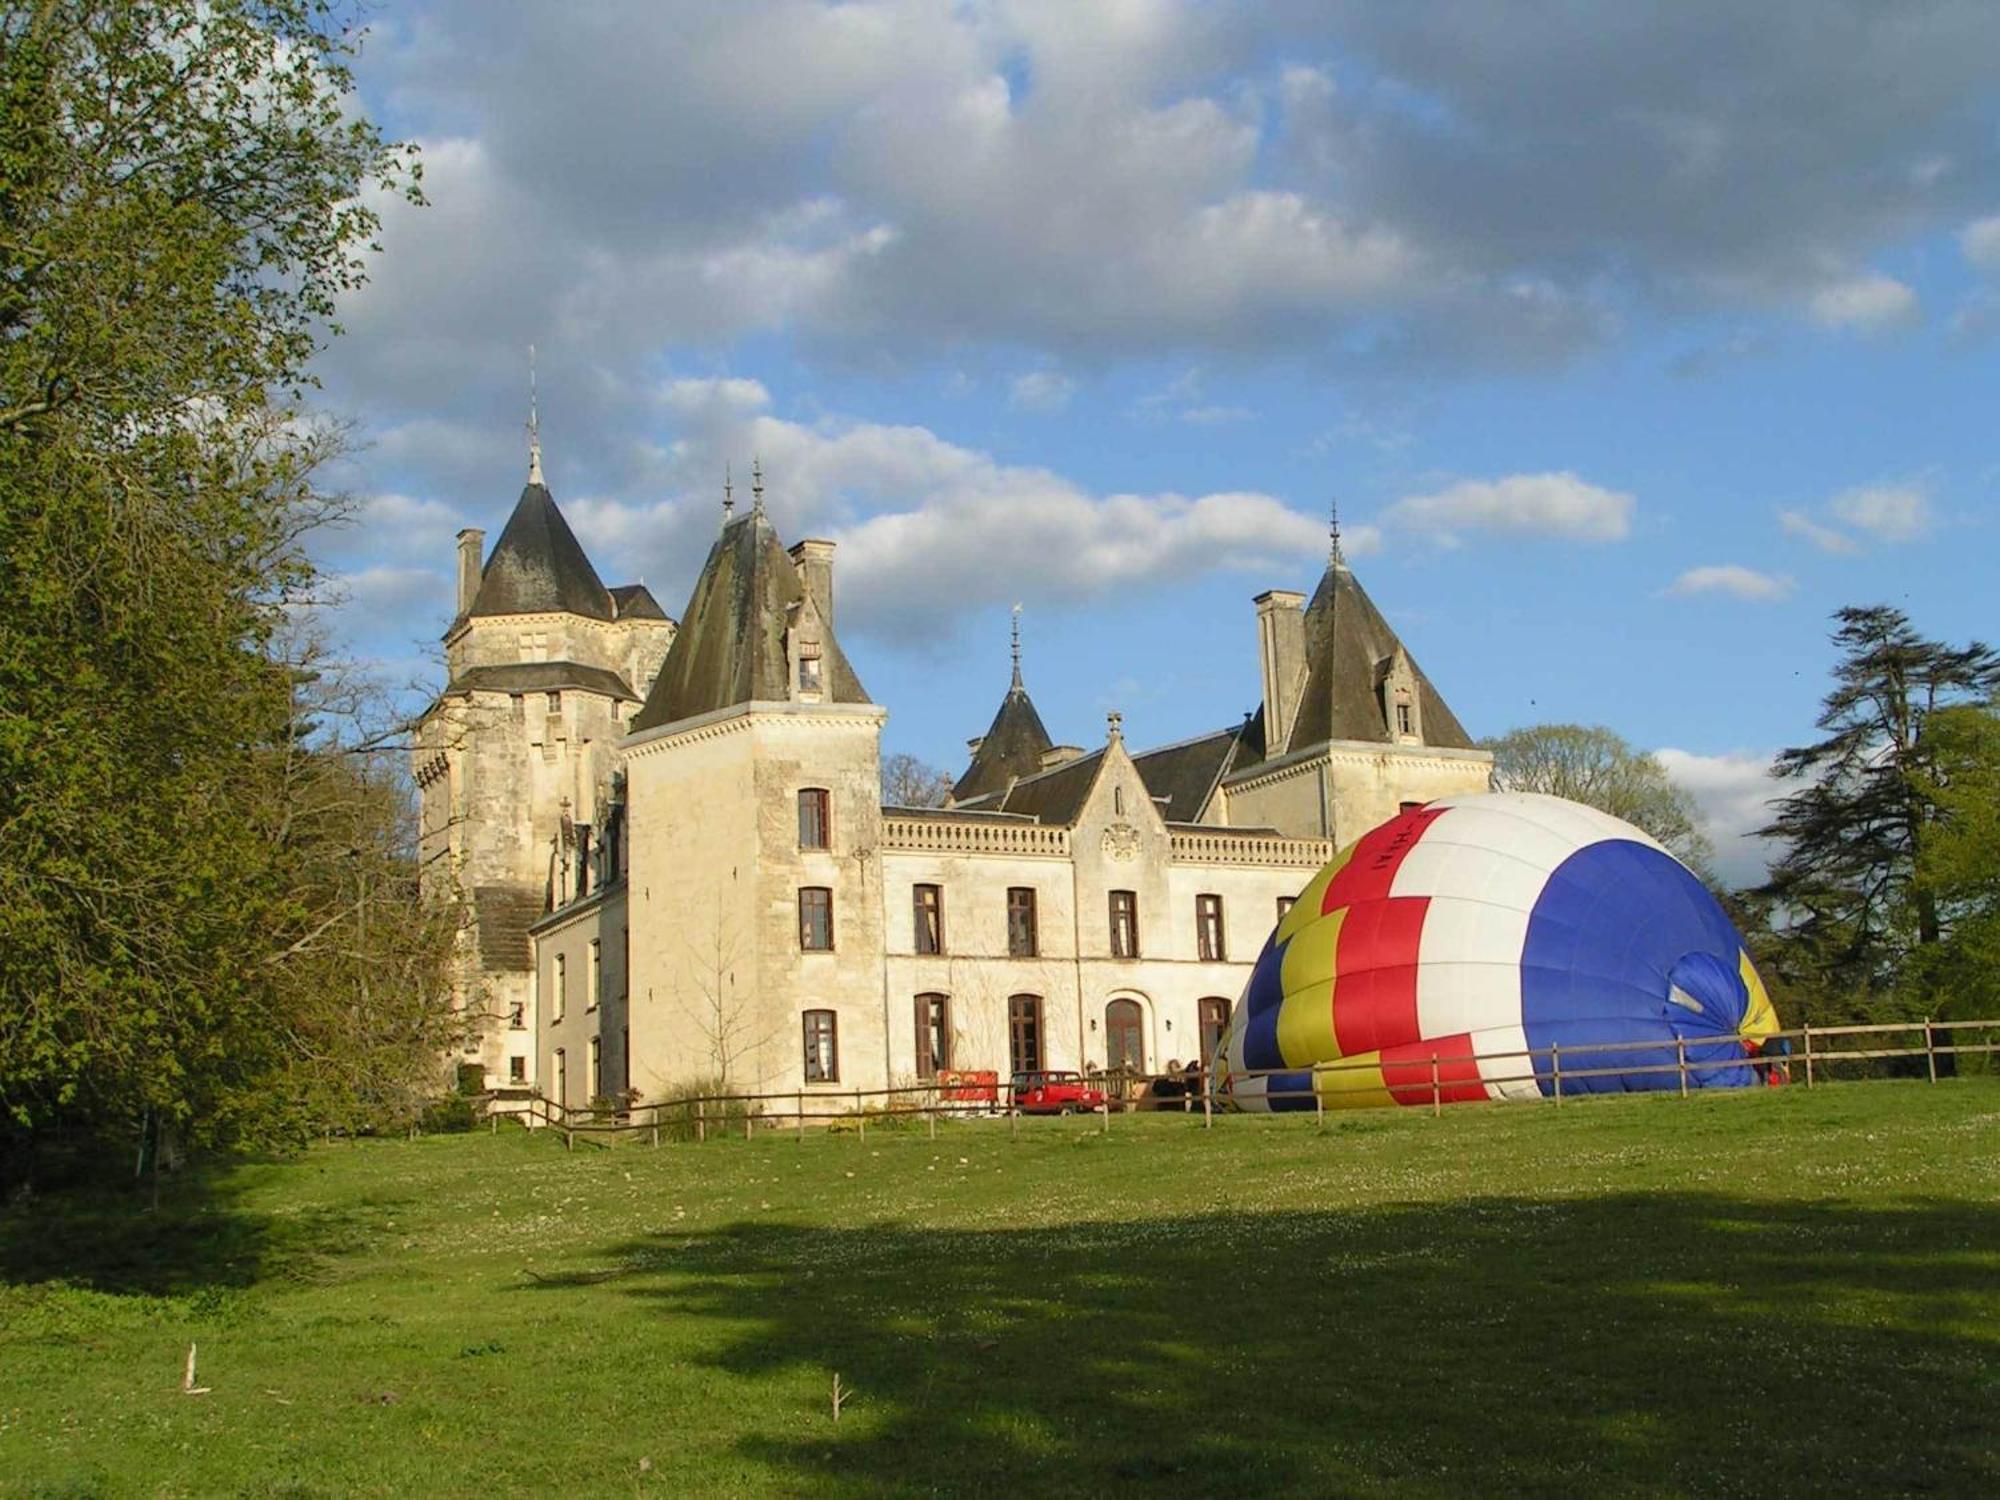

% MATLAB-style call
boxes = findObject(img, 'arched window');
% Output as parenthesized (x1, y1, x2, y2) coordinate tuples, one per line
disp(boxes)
(1198, 997, 1231, 1065)
(1008, 994, 1043, 1077)
(1105, 998, 1145, 1075)
(915, 993, 950, 1078)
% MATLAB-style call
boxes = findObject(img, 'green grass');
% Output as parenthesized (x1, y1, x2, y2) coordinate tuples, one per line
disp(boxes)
(3, 1084, 1997, 1499)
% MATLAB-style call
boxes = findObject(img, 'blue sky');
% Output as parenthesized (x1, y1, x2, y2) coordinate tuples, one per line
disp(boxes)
(307, 1, 2000, 885)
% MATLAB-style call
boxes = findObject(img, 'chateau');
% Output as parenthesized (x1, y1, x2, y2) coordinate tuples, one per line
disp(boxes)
(412, 446, 1492, 1107)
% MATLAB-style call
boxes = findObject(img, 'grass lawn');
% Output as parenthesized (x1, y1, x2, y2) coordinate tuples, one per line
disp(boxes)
(2, 1082, 1997, 1498)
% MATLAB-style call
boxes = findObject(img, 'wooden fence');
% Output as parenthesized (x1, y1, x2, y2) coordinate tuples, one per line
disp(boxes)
(485, 1017, 1999, 1149)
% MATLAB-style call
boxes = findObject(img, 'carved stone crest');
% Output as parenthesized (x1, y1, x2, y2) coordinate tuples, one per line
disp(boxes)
(1101, 824, 1142, 862)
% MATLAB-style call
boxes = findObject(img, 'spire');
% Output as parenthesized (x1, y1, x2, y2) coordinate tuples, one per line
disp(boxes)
(526, 343, 544, 485)
(1010, 602, 1023, 691)
(751, 456, 765, 516)
(1328, 494, 1345, 571)
(722, 461, 734, 527)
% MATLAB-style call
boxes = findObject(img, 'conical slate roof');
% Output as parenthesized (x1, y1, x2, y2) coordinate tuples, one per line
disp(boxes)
(952, 685, 1054, 804)
(467, 481, 614, 621)
(631, 508, 868, 731)
(1282, 558, 1473, 753)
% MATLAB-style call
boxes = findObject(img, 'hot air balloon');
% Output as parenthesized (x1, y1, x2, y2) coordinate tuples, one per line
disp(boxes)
(1216, 792, 1779, 1111)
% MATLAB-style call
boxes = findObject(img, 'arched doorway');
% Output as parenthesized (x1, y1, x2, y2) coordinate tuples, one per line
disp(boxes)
(1198, 996, 1231, 1066)
(1105, 998, 1145, 1076)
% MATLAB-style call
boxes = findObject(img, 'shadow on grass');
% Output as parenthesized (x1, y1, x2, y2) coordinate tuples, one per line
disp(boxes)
(537, 1193, 2000, 1497)
(0, 1164, 402, 1297)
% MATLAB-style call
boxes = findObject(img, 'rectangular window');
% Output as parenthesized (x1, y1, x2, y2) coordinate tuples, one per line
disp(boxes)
(1276, 895, 1297, 924)
(554, 953, 567, 1022)
(546, 690, 561, 715)
(1008, 994, 1044, 1076)
(589, 1036, 602, 1100)
(799, 887, 835, 951)
(915, 993, 950, 1079)
(1396, 701, 1413, 736)
(620, 1027, 630, 1095)
(798, 788, 830, 850)
(913, 884, 944, 955)
(508, 1001, 526, 1031)
(587, 938, 601, 1011)
(1109, 889, 1139, 959)
(1196, 894, 1226, 962)
(1007, 887, 1039, 958)
(803, 1009, 839, 1082)
(508, 1055, 527, 1085)
(553, 1047, 567, 1108)
(620, 926, 630, 1001)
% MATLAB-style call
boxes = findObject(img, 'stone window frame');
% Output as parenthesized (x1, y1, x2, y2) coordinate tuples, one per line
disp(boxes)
(1108, 889, 1140, 959)
(1196, 893, 1226, 962)
(913, 883, 944, 955)
(915, 992, 951, 1079)
(1006, 887, 1039, 958)
(803, 1008, 840, 1083)
(798, 787, 831, 850)
(799, 886, 835, 952)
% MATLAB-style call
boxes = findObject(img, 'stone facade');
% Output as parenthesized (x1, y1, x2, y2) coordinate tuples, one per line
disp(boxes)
(419, 467, 1492, 1107)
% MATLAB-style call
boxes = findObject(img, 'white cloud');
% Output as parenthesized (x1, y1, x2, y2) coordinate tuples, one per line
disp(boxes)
(1664, 564, 1795, 601)
(1655, 748, 1785, 889)
(1829, 483, 1933, 542)
(1381, 472, 1635, 547)
(1808, 272, 1920, 331)
(1961, 214, 2000, 273)
(1008, 370, 1076, 413)
(1778, 507, 1861, 555)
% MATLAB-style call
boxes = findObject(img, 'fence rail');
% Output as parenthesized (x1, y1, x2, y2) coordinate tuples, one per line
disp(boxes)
(482, 1017, 1998, 1147)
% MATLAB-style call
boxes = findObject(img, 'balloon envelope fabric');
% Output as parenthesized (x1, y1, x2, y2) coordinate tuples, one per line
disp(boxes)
(1216, 792, 1779, 1111)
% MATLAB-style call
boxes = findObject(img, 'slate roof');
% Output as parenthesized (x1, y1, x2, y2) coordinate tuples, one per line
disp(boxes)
(989, 749, 1105, 825)
(631, 508, 870, 731)
(1278, 559, 1474, 755)
(466, 481, 615, 622)
(1130, 725, 1253, 822)
(951, 685, 1054, 804)
(445, 661, 640, 702)
(470, 883, 540, 973)
(608, 583, 668, 621)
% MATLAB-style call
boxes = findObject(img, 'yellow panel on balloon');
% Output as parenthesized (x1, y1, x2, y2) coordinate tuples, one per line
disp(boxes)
(1276, 839, 1359, 946)
(1277, 906, 1344, 1067)
(1315, 1053, 1396, 1110)
(1739, 950, 1779, 1040)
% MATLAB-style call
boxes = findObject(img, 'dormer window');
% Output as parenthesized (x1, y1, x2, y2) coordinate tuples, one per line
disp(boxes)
(1396, 699, 1413, 737)
(798, 643, 822, 695)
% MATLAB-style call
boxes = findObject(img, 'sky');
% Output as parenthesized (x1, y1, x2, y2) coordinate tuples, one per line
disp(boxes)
(308, 1, 2000, 887)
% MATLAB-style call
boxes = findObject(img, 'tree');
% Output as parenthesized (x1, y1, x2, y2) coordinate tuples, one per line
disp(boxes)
(0, 2, 429, 1175)
(882, 752, 955, 808)
(1757, 606, 2000, 1022)
(1908, 702, 2000, 1030)
(1482, 723, 1712, 871)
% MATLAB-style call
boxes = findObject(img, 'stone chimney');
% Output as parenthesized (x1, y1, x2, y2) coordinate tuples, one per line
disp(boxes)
(456, 528, 485, 615)
(1039, 745, 1085, 769)
(790, 538, 836, 626)
(1254, 589, 1306, 751)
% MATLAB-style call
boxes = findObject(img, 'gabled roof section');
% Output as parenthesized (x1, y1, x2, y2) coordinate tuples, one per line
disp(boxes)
(467, 481, 615, 622)
(952, 686, 1054, 804)
(1283, 558, 1474, 753)
(608, 584, 668, 621)
(992, 748, 1106, 826)
(1132, 724, 1255, 822)
(630, 509, 869, 731)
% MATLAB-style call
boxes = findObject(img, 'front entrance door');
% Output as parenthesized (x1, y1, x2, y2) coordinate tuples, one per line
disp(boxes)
(1105, 998, 1145, 1076)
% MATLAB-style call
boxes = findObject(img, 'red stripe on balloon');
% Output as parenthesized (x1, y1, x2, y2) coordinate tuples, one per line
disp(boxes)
(1331, 895, 1428, 1056)
(1381, 1034, 1487, 1107)
(1321, 806, 1446, 913)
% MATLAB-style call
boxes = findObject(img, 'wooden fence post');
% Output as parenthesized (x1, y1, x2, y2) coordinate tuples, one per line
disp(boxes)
(1010, 1099, 1018, 1139)
(1925, 1018, 1938, 1083)
(856, 1089, 865, 1142)
(1202, 1084, 1212, 1129)
(1430, 1053, 1441, 1118)
(1676, 1036, 1689, 1098)
(1314, 1084, 1324, 1128)
(695, 1102, 706, 1143)
(797, 1091, 806, 1144)
(1802, 1025, 1814, 1088)
(743, 1101, 752, 1141)
(1552, 1043, 1563, 1107)
(1100, 1097, 1110, 1134)
(928, 1086, 938, 1140)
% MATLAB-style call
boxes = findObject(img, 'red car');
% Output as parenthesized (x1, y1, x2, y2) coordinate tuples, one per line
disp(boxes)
(1011, 1070, 1108, 1115)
